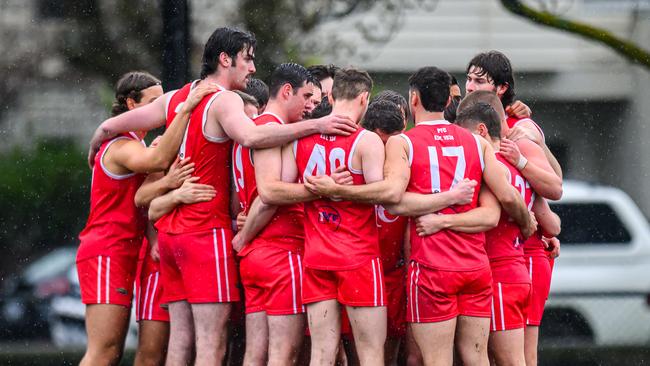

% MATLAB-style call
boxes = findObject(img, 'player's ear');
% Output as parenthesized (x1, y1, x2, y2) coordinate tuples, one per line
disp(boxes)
(477, 123, 488, 138)
(328, 93, 334, 106)
(282, 83, 292, 99)
(126, 97, 137, 111)
(496, 83, 509, 98)
(218, 52, 231, 68)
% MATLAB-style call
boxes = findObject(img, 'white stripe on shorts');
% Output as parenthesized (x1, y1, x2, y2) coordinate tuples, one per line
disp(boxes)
(105, 256, 111, 304)
(142, 273, 153, 320)
(409, 262, 415, 321)
(297, 254, 305, 312)
(149, 272, 159, 320)
(213, 228, 223, 302)
(498, 282, 506, 331)
(377, 259, 384, 306)
(288, 251, 298, 314)
(491, 296, 497, 332)
(371, 259, 378, 306)
(97, 256, 102, 304)
(415, 263, 421, 322)
(221, 228, 230, 301)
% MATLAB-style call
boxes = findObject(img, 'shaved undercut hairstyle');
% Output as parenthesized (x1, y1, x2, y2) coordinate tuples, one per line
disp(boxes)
(331, 68, 373, 101)
(245, 78, 269, 107)
(456, 102, 501, 140)
(200, 27, 256, 79)
(268, 63, 314, 98)
(457, 90, 505, 122)
(467, 50, 516, 107)
(408, 66, 451, 113)
(362, 100, 405, 135)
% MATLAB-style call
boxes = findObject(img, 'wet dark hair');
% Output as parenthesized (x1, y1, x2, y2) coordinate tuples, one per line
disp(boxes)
(268, 63, 314, 98)
(457, 90, 505, 121)
(200, 27, 256, 79)
(331, 68, 373, 101)
(466, 50, 516, 107)
(455, 102, 501, 139)
(362, 100, 405, 135)
(310, 96, 332, 119)
(307, 64, 339, 82)
(408, 66, 451, 113)
(111, 71, 161, 117)
(444, 96, 462, 123)
(245, 78, 269, 107)
(373, 90, 409, 123)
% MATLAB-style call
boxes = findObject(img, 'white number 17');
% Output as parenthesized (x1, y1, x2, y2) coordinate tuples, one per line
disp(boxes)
(428, 146, 466, 193)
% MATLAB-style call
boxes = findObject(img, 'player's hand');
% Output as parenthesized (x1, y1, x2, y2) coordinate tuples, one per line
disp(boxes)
(88, 126, 116, 168)
(506, 100, 532, 119)
(304, 175, 339, 198)
(499, 138, 522, 167)
(172, 177, 216, 204)
(506, 126, 540, 145)
(181, 82, 221, 113)
(330, 165, 353, 185)
(520, 212, 538, 239)
(543, 236, 561, 258)
(415, 213, 446, 236)
(314, 114, 357, 136)
(150, 240, 160, 262)
(236, 212, 247, 231)
(164, 158, 195, 189)
(449, 179, 477, 205)
(232, 233, 246, 253)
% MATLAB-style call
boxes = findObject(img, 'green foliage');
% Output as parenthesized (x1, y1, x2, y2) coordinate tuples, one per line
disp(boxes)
(0, 139, 90, 274)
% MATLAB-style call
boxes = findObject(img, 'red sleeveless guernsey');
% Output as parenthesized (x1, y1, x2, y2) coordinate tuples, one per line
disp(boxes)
(233, 112, 304, 257)
(375, 205, 407, 271)
(78, 132, 147, 261)
(295, 129, 379, 270)
(402, 120, 486, 271)
(507, 116, 548, 257)
(485, 153, 534, 283)
(156, 82, 232, 234)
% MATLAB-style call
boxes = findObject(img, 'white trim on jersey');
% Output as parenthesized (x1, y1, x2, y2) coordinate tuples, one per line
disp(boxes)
(259, 111, 286, 125)
(165, 89, 179, 121)
(213, 228, 223, 302)
(100, 137, 138, 180)
(513, 118, 545, 143)
(473, 134, 485, 171)
(398, 134, 414, 167)
(348, 129, 368, 175)
(202, 91, 230, 143)
(418, 119, 450, 126)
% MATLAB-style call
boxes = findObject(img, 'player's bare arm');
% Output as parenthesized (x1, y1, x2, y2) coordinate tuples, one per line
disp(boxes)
(212, 91, 357, 149)
(255, 143, 317, 205)
(386, 179, 477, 217)
(232, 196, 278, 252)
(481, 138, 537, 238)
(414, 185, 501, 236)
(148, 177, 216, 222)
(531, 195, 561, 238)
(507, 121, 563, 179)
(500, 138, 563, 200)
(134, 158, 195, 208)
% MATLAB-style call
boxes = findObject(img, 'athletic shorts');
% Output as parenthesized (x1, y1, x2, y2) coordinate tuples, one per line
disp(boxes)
(385, 267, 407, 337)
(407, 261, 492, 323)
(135, 254, 169, 322)
(303, 257, 386, 307)
(158, 228, 240, 304)
(490, 282, 530, 331)
(77, 254, 137, 307)
(240, 246, 305, 315)
(525, 255, 552, 326)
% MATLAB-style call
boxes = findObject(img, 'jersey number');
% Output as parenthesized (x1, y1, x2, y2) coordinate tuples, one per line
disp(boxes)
(303, 144, 346, 180)
(514, 174, 534, 210)
(428, 146, 466, 193)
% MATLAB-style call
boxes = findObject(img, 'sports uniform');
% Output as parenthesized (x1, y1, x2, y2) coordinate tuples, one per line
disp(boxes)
(485, 153, 534, 331)
(401, 120, 490, 322)
(134, 237, 169, 322)
(156, 82, 240, 304)
(506, 116, 553, 326)
(376, 205, 407, 337)
(295, 129, 384, 307)
(77, 132, 147, 307)
(234, 112, 306, 315)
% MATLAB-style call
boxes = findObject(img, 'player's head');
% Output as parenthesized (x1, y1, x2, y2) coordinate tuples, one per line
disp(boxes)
(111, 71, 162, 117)
(362, 100, 405, 144)
(268, 63, 316, 123)
(373, 90, 409, 125)
(200, 27, 257, 90)
(465, 50, 515, 107)
(408, 66, 451, 118)
(245, 78, 269, 114)
(455, 102, 502, 141)
(308, 64, 339, 98)
(457, 90, 508, 136)
(444, 74, 463, 122)
(330, 67, 373, 122)
(304, 78, 323, 119)
(310, 95, 332, 119)
(233, 90, 259, 119)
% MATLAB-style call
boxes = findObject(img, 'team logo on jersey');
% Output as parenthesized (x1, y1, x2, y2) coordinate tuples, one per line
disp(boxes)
(317, 205, 341, 231)
(513, 236, 522, 249)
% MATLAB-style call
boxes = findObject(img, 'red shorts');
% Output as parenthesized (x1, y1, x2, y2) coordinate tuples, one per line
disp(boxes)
(303, 258, 386, 307)
(240, 246, 305, 315)
(525, 255, 552, 326)
(490, 282, 530, 331)
(77, 254, 137, 307)
(407, 262, 492, 323)
(158, 228, 240, 304)
(135, 254, 169, 322)
(385, 267, 407, 337)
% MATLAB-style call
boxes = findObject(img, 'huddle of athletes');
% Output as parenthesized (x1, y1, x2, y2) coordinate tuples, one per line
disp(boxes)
(77, 26, 563, 366)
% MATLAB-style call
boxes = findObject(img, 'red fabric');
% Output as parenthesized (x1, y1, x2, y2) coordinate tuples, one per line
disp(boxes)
(295, 129, 379, 270)
(376, 206, 407, 271)
(77, 254, 138, 307)
(384, 267, 407, 337)
(490, 282, 530, 331)
(525, 255, 552, 326)
(135, 239, 169, 322)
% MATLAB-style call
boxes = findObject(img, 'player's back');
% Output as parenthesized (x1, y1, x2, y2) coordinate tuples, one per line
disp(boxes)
(402, 120, 486, 271)
(157, 82, 232, 234)
(376, 205, 407, 271)
(295, 129, 379, 271)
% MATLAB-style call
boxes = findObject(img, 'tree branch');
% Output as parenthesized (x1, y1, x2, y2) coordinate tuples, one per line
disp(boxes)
(500, 0, 650, 70)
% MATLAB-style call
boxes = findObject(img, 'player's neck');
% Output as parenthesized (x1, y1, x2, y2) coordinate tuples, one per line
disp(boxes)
(262, 101, 290, 124)
(414, 110, 445, 125)
(331, 101, 362, 126)
(490, 138, 500, 151)
(202, 74, 230, 90)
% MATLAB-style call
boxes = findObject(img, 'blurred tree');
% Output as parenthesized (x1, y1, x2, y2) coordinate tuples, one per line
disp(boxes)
(162, 0, 190, 90)
(500, 0, 650, 70)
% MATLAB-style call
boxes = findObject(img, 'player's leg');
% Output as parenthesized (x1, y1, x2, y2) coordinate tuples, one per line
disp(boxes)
(80, 304, 131, 366)
(384, 267, 407, 366)
(192, 303, 232, 366)
(384, 336, 401, 366)
(243, 311, 269, 366)
(308, 299, 342, 366)
(134, 320, 170, 366)
(524, 326, 540, 366)
(410, 320, 456, 366)
(346, 306, 387, 366)
(455, 266, 493, 366)
(489, 329, 525, 366)
(455, 316, 490, 366)
(405, 326, 423, 366)
(524, 256, 552, 366)
(488, 281, 529, 366)
(165, 300, 194, 366)
(268, 314, 305, 365)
